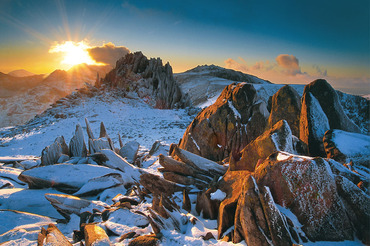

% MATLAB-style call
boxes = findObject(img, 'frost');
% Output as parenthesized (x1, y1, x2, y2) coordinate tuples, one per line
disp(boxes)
(228, 100, 241, 119)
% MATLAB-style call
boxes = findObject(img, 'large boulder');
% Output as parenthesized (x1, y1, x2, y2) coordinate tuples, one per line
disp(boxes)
(299, 92, 330, 157)
(303, 79, 361, 133)
(254, 152, 354, 241)
(233, 120, 294, 171)
(267, 85, 301, 136)
(179, 83, 269, 162)
(323, 129, 370, 167)
(233, 175, 292, 245)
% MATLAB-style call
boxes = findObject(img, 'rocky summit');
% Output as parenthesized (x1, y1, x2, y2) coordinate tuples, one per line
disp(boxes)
(0, 59, 369, 246)
(101, 51, 190, 109)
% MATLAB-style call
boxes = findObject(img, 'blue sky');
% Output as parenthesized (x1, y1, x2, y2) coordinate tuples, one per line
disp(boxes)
(0, 0, 369, 94)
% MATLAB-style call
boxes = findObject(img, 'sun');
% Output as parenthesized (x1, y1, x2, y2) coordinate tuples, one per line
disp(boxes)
(49, 41, 101, 67)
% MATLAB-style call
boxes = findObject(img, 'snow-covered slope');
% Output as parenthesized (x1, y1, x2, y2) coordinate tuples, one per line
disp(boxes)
(175, 65, 271, 107)
(0, 87, 192, 157)
(0, 64, 111, 128)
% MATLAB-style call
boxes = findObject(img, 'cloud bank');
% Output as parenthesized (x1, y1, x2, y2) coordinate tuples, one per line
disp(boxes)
(88, 43, 130, 66)
(224, 55, 369, 95)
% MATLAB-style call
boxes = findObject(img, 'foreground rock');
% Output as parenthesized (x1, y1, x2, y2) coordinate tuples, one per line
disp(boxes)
(179, 82, 269, 162)
(324, 129, 370, 167)
(84, 223, 111, 246)
(254, 152, 355, 242)
(45, 193, 106, 220)
(232, 120, 295, 171)
(18, 164, 125, 193)
(158, 145, 227, 190)
(37, 224, 72, 245)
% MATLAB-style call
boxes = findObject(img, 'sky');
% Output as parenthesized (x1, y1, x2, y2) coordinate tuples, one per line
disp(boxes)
(0, 0, 369, 94)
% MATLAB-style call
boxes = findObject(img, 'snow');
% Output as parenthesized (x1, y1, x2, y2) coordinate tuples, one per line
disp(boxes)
(0, 94, 193, 157)
(210, 189, 226, 201)
(228, 101, 241, 119)
(330, 129, 370, 157)
(0, 77, 368, 245)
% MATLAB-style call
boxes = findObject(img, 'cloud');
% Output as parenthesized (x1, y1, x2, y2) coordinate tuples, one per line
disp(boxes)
(88, 43, 130, 66)
(224, 58, 249, 72)
(275, 54, 302, 75)
(313, 64, 328, 76)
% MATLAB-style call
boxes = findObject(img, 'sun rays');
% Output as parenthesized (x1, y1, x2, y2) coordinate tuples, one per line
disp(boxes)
(49, 41, 103, 67)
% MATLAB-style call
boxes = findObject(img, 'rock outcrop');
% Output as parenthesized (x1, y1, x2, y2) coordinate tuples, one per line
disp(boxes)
(267, 85, 301, 136)
(179, 82, 269, 162)
(102, 52, 190, 109)
(303, 79, 361, 133)
(299, 92, 330, 157)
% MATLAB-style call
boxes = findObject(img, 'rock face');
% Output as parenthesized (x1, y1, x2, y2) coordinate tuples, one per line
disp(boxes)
(323, 129, 370, 167)
(233, 120, 294, 171)
(103, 51, 190, 109)
(267, 85, 301, 137)
(299, 92, 330, 157)
(254, 152, 354, 242)
(233, 176, 292, 245)
(179, 83, 269, 162)
(303, 79, 361, 133)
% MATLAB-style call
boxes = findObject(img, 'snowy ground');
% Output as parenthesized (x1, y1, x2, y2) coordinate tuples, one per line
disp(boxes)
(0, 87, 366, 245)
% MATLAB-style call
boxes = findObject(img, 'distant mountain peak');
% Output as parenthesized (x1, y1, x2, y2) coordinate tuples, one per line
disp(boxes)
(8, 69, 35, 77)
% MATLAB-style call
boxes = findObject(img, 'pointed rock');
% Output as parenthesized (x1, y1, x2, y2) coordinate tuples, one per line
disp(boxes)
(182, 189, 191, 213)
(41, 136, 69, 165)
(118, 134, 124, 148)
(304, 79, 361, 133)
(100, 122, 108, 139)
(299, 92, 329, 157)
(69, 124, 88, 157)
(267, 85, 301, 136)
(85, 118, 95, 139)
